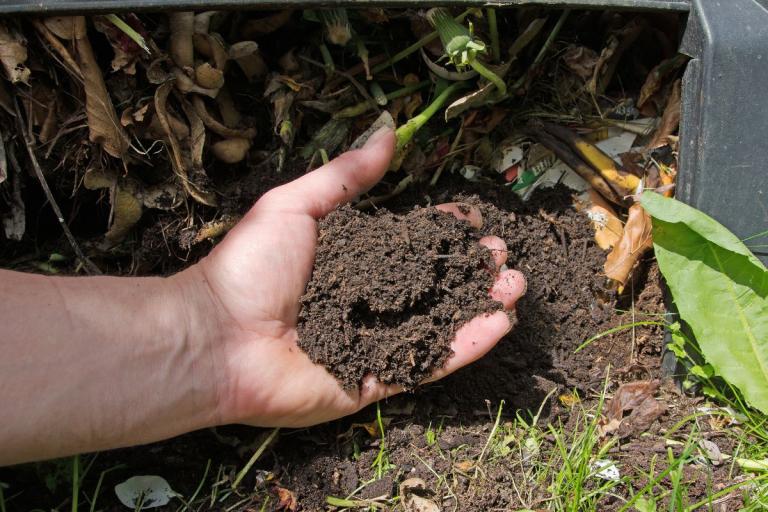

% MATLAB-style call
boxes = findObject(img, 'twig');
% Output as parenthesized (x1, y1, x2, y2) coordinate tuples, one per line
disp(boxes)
(355, 175, 413, 210)
(14, 100, 101, 275)
(231, 427, 280, 490)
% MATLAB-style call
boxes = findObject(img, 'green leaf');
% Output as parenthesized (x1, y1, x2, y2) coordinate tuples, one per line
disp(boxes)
(641, 192, 768, 413)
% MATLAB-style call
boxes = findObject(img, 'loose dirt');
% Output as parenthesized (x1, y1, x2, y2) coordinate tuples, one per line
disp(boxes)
(297, 205, 501, 389)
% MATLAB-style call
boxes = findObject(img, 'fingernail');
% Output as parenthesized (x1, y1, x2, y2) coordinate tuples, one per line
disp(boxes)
(363, 125, 393, 149)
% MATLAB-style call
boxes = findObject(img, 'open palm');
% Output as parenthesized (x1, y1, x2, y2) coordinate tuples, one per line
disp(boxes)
(193, 128, 526, 427)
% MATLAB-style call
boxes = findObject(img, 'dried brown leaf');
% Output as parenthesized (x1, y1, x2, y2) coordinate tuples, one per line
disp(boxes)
(587, 18, 646, 96)
(647, 79, 681, 150)
(83, 168, 143, 243)
(562, 45, 599, 81)
(600, 380, 665, 438)
(273, 485, 298, 511)
(638, 54, 687, 109)
(604, 203, 653, 287)
(400, 478, 439, 512)
(154, 81, 217, 206)
(0, 21, 30, 84)
(67, 16, 131, 158)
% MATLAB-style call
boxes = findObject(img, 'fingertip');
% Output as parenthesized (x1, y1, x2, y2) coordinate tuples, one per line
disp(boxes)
(357, 374, 404, 409)
(435, 203, 484, 229)
(490, 269, 527, 310)
(426, 311, 510, 382)
(479, 235, 508, 269)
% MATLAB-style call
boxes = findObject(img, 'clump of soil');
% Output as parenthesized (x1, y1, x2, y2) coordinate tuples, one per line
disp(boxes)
(297, 205, 503, 389)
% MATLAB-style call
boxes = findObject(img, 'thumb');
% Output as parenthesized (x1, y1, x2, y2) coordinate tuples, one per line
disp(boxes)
(256, 126, 395, 218)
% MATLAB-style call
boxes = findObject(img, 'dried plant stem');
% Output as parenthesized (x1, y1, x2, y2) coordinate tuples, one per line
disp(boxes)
(14, 100, 100, 275)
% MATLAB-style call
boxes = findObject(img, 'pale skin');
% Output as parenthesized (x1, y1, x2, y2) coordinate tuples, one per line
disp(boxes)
(0, 127, 526, 466)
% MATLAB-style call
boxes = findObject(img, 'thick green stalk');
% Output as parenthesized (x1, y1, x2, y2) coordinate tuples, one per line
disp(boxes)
(371, 9, 472, 75)
(487, 8, 500, 63)
(469, 58, 507, 96)
(395, 82, 465, 152)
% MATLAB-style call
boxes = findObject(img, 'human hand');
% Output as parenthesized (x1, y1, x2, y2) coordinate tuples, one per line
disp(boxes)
(178, 127, 526, 428)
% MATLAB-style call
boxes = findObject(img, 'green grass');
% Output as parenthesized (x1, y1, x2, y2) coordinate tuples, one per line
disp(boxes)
(371, 402, 393, 480)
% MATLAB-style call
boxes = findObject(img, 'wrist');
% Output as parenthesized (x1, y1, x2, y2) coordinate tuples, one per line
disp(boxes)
(165, 265, 229, 429)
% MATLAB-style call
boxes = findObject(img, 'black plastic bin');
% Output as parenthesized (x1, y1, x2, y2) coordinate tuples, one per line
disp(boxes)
(1, 0, 766, 262)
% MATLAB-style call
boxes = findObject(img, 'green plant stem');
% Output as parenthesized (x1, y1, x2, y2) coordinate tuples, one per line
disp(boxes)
(232, 428, 280, 490)
(475, 400, 504, 477)
(395, 81, 466, 152)
(512, 9, 570, 91)
(105, 14, 150, 54)
(371, 9, 472, 75)
(318, 42, 335, 76)
(333, 81, 430, 119)
(469, 58, 506, 96)
(487, 8, 500, 62)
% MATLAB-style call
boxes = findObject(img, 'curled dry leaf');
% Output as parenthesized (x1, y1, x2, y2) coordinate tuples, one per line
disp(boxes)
(0, 21, 30, 84)
(638, 54, 687, 109)
(399, 478, 440, 512)
(604, 203, 653, 288)
(600, 380, 665, 439)
(647, 79, 681, 150)
(154, 81, 217, 206)
(588, 18, 646, 96)
(194, 62, 224, 89)
(273, 485, 298, 512)
(562, 45, 599, 81)
(83, 168, 143, 244)
(58, 16, 131, 158)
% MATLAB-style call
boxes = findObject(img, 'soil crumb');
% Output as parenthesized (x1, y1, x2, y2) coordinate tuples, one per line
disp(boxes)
(297, 205, 503, 389)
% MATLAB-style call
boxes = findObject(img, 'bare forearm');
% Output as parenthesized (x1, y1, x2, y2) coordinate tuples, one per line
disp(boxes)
(0, 268, 220, 465)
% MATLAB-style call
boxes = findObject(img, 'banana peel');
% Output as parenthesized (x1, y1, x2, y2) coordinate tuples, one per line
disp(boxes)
(540, 121, 640, 198)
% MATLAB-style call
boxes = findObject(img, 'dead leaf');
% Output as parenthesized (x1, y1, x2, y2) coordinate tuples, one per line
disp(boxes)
(638, 54, 687, 109)
(83, 168, 143, 243)
(0, 21, 30, 84)
(599, 380, 665, 438)
(55, 16, 130, 158)
(574, 189, 624, 250)
(445, 62, 511, 120)
(273, 485, 298, 511)
(399, 478, 440, 512)
(604, 203, 653, 288)
(93, 14, 149, 74)
(588, 18, 646, 96)
(453, 460, 474, 473)
(647, 79, 681, 150)
(154, 81, 217, 206)
(562, 45, 599, 81)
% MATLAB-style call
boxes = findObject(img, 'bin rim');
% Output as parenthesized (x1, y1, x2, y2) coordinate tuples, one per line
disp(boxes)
(0, 0, 690, 15)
